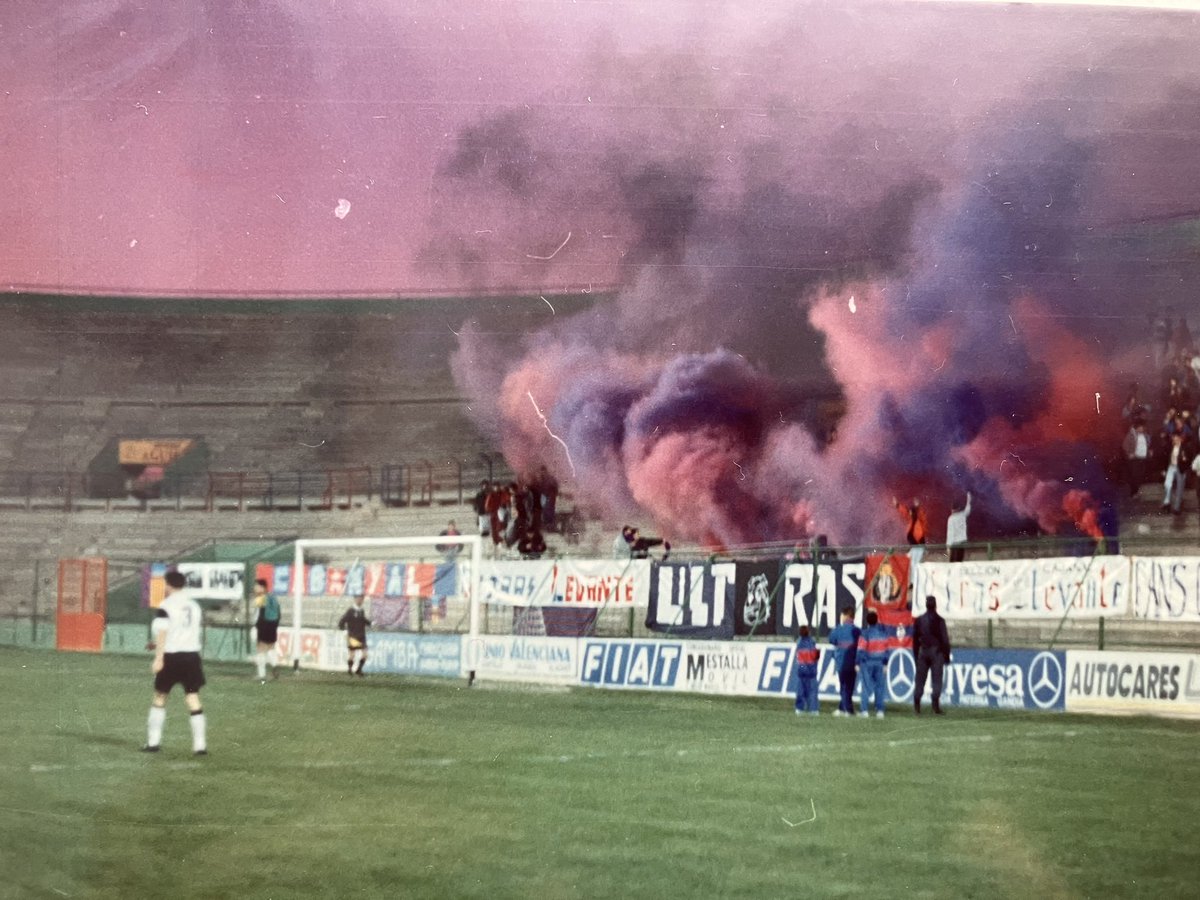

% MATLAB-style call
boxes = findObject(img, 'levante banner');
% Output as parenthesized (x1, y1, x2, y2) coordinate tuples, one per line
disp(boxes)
(915, 556, 1130, 619)
(477, 560, 652, 608)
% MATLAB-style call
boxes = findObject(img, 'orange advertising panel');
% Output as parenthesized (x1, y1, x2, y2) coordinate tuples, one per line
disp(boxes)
(118, 439, 194, 466)
(57, 558, 108, 652)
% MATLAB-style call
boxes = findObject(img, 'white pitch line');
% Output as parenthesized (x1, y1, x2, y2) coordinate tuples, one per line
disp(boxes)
(8, 726, 1154, 778)
(886, 734, 994, 748)
(27, 761, 201, 773)
(0, 804, 408, 829)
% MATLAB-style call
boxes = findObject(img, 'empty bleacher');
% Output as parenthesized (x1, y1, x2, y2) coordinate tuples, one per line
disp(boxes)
(0, 294, 519, 476)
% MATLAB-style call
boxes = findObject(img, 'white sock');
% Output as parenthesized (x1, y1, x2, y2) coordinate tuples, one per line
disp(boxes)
(256, 653, 266, 679)
(147, 706, 165, 747)
(267, 648, 277, 669)
(190, 711, 207, 753)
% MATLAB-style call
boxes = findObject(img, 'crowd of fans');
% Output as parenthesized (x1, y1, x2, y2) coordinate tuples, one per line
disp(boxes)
(1121, 314, 1200, 516)
(471, 466, 559, 558)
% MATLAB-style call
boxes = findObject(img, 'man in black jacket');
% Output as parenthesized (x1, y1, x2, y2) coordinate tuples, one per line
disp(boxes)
(472, 480, 491, 537)
(912, 595, 952, 715)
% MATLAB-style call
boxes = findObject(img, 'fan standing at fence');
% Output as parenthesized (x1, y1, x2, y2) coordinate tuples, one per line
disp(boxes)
(793, 625, 820, 716)
(252, 578, 281, 683)
(339, 595, 371, 677)
(828, 606, 861, 717)
(857, 611, 891, 718)
(142, 570, 207, 755)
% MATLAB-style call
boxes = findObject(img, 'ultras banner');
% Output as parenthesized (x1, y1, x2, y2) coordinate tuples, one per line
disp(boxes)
(645, 562, 737, 639)
(733, 561, 779, 636)
(915, 556, 1130, 620)
(773, 557, 868, 637)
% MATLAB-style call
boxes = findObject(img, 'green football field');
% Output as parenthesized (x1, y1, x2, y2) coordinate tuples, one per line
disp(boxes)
(2, 647, 1198, 900)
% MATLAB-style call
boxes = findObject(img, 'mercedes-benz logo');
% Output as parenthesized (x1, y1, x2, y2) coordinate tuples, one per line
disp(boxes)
(887, 649, 916, 702)
(1028, 652, 1064, 709)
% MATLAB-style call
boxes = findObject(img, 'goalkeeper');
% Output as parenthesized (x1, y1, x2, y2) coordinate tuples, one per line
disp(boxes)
(251, 578, 281, 683)
(338, 594, 371, 677)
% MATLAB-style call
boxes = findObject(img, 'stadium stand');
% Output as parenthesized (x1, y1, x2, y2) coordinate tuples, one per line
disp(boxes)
(1, 292, 1199, 653)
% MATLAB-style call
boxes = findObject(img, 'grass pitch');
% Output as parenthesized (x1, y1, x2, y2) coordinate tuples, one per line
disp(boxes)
(1, 648, 1198, 899)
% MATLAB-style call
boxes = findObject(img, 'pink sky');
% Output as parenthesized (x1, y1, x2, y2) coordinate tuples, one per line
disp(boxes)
(2, 0, 1199, 298)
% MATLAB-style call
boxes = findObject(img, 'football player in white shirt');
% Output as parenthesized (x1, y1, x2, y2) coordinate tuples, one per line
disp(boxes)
(142, 570, 208, 755)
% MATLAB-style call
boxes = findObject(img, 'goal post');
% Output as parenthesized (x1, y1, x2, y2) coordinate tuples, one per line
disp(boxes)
(284, 534, 483, 672)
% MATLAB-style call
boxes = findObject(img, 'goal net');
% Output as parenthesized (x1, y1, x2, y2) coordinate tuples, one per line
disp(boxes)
(258, 538, 652, 676)
(259, 535, 483, 669)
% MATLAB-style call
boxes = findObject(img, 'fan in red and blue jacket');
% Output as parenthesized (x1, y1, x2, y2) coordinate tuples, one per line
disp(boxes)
(857, 611, 891, 716)
(827, 607, 861, 715)
(793, 626, 820, 715)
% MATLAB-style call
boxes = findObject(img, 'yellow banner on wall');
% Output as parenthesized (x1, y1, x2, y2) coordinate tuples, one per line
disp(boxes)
(118, 439, 194, 466)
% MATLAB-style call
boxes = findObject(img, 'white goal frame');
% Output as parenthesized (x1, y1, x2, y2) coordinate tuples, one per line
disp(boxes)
(290, 535, 483, 668)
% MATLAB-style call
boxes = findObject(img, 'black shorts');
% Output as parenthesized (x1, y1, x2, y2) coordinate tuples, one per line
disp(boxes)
(154, 652, 206, 695)
(346, 636, 367, 653)
(256, 620, 279, 645)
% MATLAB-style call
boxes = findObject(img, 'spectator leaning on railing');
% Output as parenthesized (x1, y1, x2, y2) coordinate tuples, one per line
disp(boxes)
(612, 525, 670, 561)
(945, 492, 972, 562)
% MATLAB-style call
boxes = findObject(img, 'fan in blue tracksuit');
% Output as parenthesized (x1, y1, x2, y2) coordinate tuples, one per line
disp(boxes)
(827, 606, 861, 716)
(793, 625, 820, 716)
(857, 610, 891, 717)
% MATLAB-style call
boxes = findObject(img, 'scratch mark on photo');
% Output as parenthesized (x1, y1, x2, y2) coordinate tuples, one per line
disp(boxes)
(527, 231, 572, 260)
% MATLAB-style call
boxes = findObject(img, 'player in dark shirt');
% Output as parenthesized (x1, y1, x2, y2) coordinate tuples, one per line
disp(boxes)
(338, 595, 371, 677)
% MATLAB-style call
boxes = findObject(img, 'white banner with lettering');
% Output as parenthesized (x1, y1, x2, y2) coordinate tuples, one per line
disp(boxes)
(1066, 650, 1200, 716)
(1130, 557, 1200, 622)
(477, 561, 557, 607)
(915, 556, 1130, 620)
(464, 635, 579, 683)
(176, 562, 246, 601)
(477, 560, 651, 608)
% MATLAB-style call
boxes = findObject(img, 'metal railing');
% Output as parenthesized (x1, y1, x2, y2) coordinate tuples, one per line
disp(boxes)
(0, 472, 88, 510)
(0, 459, 516, 512)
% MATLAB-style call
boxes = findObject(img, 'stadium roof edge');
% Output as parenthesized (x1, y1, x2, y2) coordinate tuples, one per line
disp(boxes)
(0, 288, 616, 316)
